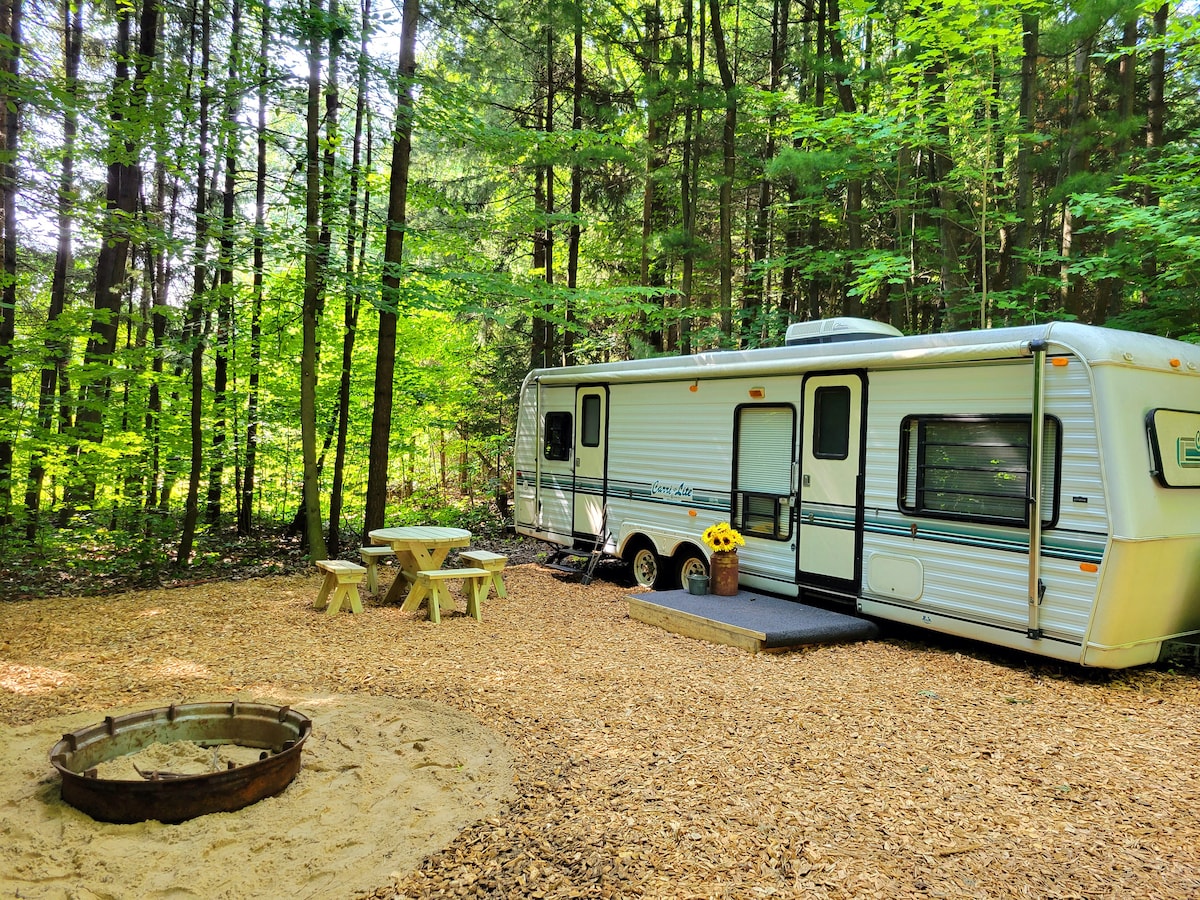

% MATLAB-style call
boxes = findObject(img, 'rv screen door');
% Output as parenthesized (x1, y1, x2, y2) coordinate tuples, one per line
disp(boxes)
(573, 387, 608, 541)
(798, 372, 865, 589)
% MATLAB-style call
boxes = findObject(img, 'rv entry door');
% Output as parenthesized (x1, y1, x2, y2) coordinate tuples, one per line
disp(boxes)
(573, 387, 608, 542)
(798, 372, 865, 592)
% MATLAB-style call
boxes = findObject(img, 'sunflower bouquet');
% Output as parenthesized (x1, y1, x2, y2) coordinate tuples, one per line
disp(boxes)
(701, 522, 745, 554)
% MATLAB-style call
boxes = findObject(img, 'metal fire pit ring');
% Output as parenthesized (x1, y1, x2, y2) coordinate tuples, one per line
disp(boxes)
(49, 701, 312, 824)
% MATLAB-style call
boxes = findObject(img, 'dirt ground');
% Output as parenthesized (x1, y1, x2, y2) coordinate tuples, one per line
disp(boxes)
(2, 560, 1200, 899)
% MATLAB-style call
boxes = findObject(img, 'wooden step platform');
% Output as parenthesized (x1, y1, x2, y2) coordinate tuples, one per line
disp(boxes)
(628, 589, 879, 654)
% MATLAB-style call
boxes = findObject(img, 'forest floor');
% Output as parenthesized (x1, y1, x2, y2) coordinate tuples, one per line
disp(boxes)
(0, 523, 547, 602)
(3, 554, 1200, 898)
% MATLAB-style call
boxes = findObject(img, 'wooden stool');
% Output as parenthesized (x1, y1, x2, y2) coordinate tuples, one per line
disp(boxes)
(314, 560, 366, 616)
(359, 546, 394, 593)
(413, 568, 491, 623)
(458, 550, 508, 600)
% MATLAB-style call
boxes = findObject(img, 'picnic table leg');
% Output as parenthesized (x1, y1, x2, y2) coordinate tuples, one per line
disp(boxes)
(326, 577, 364, 616)
(345, 581, 364, 614)
(465, 577, 486, 621)
(427, 581, 447, 623)
(397, 547, 451, 612)
(381, 548, 415, 604)
(314, 573, 336, 611)
(326, 584, 347, 616)
(490, 570, 507, 599)
(401, 578, 430, 613)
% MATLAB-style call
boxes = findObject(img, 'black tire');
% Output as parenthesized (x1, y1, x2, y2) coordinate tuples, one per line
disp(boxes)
(630, 544, 663, 590)
(673, 546, 709, 590)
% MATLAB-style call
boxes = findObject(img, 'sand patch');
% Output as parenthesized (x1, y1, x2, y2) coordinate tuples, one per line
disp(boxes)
(0, 693, 515, 899)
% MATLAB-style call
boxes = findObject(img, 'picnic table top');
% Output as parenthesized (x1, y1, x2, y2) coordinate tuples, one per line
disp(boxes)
(368, 526, 472, 546)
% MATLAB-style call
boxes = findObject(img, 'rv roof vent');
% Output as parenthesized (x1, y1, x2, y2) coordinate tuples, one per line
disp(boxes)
(784, 317, 904, 347)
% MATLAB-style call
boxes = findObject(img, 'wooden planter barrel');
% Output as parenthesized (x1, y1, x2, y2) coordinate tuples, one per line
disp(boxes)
(710, 551, 739, 596)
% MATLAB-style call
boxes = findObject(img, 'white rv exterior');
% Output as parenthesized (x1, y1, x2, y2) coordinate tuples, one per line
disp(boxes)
(513, 319, 1200, 668)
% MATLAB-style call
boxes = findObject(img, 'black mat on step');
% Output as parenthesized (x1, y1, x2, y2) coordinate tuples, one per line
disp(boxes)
(630, 589, 880, 649)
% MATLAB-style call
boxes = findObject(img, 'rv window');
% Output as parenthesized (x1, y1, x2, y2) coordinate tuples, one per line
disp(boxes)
(899, 415, 1061, 527)
(733, 405, 795, 540)
(544, 412, 572, 461)
(1146, 408, 1200, 488)
(813, 386, 851, 460)
(580, 394, 602, 448)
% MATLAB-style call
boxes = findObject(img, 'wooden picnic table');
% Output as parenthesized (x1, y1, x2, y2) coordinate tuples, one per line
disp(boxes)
(368, 526, 472, 611)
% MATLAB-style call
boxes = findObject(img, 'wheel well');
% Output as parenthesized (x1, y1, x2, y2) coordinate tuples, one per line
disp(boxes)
(620, 533, 656, 561)
(672, 541, 707, 562)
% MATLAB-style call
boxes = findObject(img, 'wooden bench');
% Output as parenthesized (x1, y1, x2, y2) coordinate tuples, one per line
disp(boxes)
(458, 550, 508, 600)
(314, 560, 366, 616)
(413, 567, 491, 623)
(358, 545, 395, 593)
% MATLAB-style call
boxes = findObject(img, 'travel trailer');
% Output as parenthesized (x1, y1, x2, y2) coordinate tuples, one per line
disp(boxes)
(513, 318, 1200, 668)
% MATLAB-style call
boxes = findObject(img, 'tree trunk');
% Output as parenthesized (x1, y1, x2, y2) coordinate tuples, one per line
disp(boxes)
(1010, 13, 1038, 299)
(239, 0, 270, 537)
(207, 0, 242, 525)
(678, 0, 701, 353)
(75, 0, 159, 468)
(529, 24, 556, 369)
(745, 0, 787, 340)
(828, 0, 860, 318)
(639, 0, 666, 352)
(542, 23, 557, 354)
(25, 0, 82, 539)
(177, 0, 211, 566)
(0, 0, 22, 528)
(147, 90, 182, 514)
(328, 0, 370, 556)
(1142, 3, 1166, 285)
(1059, 32, 1092, 321)
(362, 0, 419, 538)
(300, 0, 329, 561)
(564, 0, 581, 365)
(709, 0, 735, 340)
(1097, 13, 1139, 324)
(928, 52, 965, 326)
(530, 157, 549, 368)
(805, 0, 827, 320)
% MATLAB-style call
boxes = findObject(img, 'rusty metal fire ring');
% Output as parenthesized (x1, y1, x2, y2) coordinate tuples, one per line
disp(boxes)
(49, 701, 312, 824)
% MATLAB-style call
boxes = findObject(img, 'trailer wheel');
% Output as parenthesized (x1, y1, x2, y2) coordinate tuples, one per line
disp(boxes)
(673, 547, 708, 590)
(629, 544, 663, 590)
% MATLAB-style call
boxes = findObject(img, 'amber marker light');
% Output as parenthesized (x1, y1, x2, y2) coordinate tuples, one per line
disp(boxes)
(688, 509, 698, 517)
(1080, 562, 1099, 573)
(748, 386, 766, 399)
(689, 381, 699, 392)
(1170, 358, 1181, 368)
(1051, 358, 1069, 367)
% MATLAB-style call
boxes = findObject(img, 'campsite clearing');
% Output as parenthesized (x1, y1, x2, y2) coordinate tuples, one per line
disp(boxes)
(2, 563, 1199, 898)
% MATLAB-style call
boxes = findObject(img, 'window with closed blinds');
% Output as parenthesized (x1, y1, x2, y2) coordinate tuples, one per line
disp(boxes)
(733, 405, 795, 540)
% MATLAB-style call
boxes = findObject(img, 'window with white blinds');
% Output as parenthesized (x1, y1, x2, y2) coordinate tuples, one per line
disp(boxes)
(737, 407, 794, 492)
(733, 405, 795, 539)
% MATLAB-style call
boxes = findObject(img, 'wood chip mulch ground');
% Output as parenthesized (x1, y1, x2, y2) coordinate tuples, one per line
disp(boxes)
(3, 559, 1200, 899)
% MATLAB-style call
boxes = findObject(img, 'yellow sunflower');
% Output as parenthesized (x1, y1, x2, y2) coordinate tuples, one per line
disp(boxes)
(702, 522, 744, 553)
